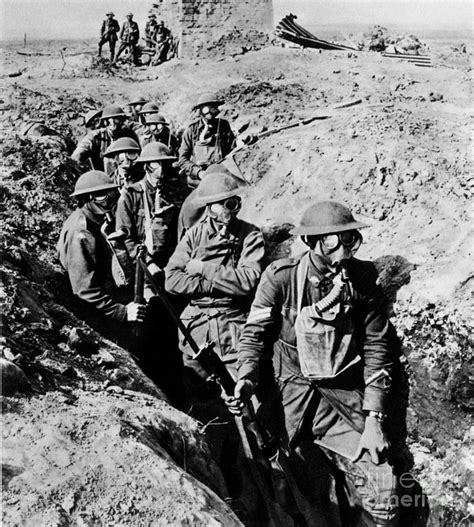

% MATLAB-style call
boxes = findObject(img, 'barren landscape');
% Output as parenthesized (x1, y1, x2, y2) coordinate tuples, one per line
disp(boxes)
(1, 31, 473, 526)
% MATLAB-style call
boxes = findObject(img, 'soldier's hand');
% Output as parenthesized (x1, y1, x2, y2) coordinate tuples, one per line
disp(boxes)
(222, 379, 255, 416)
(185, 259, 204, 276)
(126, 302, 147, 322)
(352, 416, 389, 465)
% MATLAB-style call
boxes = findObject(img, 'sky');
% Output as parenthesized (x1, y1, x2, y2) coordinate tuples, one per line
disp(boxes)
(0, 0, 472, 41)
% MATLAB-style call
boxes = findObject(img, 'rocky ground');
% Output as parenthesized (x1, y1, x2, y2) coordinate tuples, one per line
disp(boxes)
(1, 35, 472, 525)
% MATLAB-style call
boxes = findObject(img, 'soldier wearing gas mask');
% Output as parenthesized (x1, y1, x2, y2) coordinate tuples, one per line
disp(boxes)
(57, 170, 146, 328)
(226, 201, 400, 527)
(178, 93, 236, 188)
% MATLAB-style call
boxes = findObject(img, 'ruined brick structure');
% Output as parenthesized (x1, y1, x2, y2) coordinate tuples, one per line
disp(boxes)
(151, 0, 274, 58)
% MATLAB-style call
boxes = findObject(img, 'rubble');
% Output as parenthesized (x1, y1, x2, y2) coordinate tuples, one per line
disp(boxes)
(358, 25, 427, 54)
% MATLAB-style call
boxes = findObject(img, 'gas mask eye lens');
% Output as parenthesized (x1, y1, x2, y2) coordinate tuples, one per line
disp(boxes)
(93, 192, 110, 202)
(339, 231, 356, 245)
(222, 197, 241, 212)
(321, 234, 339, 250)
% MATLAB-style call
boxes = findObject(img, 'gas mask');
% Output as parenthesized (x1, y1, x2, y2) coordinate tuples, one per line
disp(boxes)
(207, 196, 241, 226)
(145, 161, 164, 188)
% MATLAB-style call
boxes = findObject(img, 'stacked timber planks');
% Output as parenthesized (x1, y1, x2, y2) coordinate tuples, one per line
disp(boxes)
(382, 52, 433, 67)
(275, 14, 433, 67)
(275, 14, 357, 51)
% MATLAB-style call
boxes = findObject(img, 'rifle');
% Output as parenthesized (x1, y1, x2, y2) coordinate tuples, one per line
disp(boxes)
(133, 245, 147, 337)
(136, 256, 319, 526)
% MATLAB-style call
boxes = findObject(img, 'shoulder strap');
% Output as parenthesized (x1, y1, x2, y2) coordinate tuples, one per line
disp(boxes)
(140, 180, 152, 226)
(296, 252, 310, 315)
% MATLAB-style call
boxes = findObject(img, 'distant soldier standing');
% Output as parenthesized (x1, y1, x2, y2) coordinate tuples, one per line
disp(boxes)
(72, 105, 139, 175)
(98, 11, 120, 62)
(178, 93, 235, 188)
(114, 12, 140, 65)
(145, 13, 158, 48)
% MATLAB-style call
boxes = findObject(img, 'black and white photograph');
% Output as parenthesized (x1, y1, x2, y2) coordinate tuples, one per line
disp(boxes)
(1, 0, 472, 525)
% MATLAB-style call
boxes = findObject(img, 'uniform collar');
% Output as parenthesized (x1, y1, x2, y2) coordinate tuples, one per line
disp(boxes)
(81, 203, 105, 226)
(307, 252, 336, 287)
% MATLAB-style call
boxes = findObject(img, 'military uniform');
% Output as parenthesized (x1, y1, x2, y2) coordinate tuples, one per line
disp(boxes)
(57, 206, 128, 322)
(115, 174, 185, 268)
(98, 17, 120, 61)
(139, 129, 180, 156)
(151, 24, 171, 65)
(165, 214, 265, 521)
(237, 251, 399, 525)
(72, 127, 139, 174)
(115, 19, 140, 64)
(178, 118, 235, 188)
(145, 19, 158, 48)
(166, 216, 264, 371)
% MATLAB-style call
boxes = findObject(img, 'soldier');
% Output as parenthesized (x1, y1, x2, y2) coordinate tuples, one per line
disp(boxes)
(116, 142, 185, 271)
(72, 105, 139, 174)
(103, 137, 142, 190)
(83, 108, 102, 131)
(139, 101, 160, 124)
(140, 114, 180, 155)
(98, 11, 120, 61)
(57, 170, 146, 335)
(226, 201, 400, 526)
(114, 12, 140, 65)
(178, 93, 235, 189)
(145, 13, 158, 48)
(127, 96, 148, 125)
(151, 20, 171, 66)
(165, 171, 264, 518)
(116, 142, 187, 405)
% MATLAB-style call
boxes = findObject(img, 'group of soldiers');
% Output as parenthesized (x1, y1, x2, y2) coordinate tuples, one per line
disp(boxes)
(58, 90, 409, 526)
(98, 11, 172, 66)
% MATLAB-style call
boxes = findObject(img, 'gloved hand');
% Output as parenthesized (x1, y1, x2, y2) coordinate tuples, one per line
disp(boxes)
(126, 302, 147, 322)
(352, 416, 389, 465)
(221, 379, 255, 416)
(185, 259, 204, 276)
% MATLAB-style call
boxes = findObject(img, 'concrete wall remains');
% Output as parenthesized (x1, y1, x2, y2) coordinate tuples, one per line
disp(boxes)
(151, 0, 274, 58)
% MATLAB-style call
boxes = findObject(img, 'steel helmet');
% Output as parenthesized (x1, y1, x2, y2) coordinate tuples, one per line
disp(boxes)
(136, 142, 177, 163)
(292, 201, 368, 236)
(100, 105, 127, 121)
(84, 108, 102, 128)
(104, 137, 141, 158)
(193, 92, 224, 111)
(71, 170, 119, 197)
(139, 102, 160, 115)
(193, 169, 243, 206)
(145, 114, 168, 125)
(128, 96, 148, 107)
